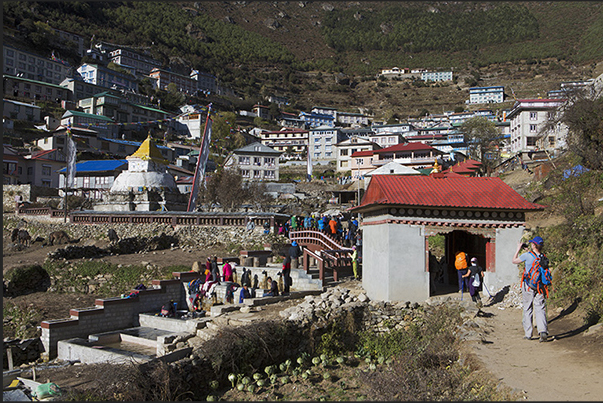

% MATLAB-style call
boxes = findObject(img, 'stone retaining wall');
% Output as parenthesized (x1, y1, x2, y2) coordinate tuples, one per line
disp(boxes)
(3, 214, 284, 250)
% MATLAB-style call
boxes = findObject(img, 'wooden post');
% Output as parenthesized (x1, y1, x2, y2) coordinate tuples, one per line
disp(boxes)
(7, 347, 14, 370)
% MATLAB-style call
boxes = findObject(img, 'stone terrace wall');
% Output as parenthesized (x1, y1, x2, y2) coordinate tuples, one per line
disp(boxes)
(3, 214, 282, 250)
(40, 271, 202, 360)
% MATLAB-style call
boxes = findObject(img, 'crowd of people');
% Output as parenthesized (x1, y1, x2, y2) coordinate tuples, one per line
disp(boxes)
(278, 213, 361, 248)
(178, 212, 363, 316)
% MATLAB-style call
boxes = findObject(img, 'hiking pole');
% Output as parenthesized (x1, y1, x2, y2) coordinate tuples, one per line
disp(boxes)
(482, 275, 494, 303)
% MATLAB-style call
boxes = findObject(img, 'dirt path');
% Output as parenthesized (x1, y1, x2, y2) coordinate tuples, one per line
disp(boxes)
(471, 301, 603, 401)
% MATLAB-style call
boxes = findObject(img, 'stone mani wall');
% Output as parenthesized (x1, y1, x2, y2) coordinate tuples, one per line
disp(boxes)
(40, 271, 202, 360)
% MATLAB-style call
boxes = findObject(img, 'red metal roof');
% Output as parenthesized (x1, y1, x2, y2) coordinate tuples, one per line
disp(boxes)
(354, 175, 545, 211)
(351, 150, 375, 157)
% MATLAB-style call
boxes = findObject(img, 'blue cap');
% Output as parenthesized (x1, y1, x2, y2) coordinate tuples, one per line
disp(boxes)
(292, 241, 297, 246)
(529, 236, 544, 246)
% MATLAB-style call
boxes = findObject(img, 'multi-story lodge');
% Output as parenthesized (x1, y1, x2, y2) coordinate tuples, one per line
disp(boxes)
(421, 70, 453, 82)
(259, 128, 309, 156)
(506, 98, 568, 154)
(149, 68, 199, 95)
(108, 48, 162, 76)
(350, 142, 443, 178)
(468, 86, 505, 104)
(3, 45, 73, 85)
(335, 137, 381, 174)
(337, 111, 371, 127)
(309, 126, 345, 163)
(223, 142, 282, 181)
(77, 92, 170, 134)
(299, 111, 335, 128)
(77, 63, 139, 92)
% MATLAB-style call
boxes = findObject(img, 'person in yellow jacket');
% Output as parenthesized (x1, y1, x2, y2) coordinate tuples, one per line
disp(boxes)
(351, 246, 359, 280)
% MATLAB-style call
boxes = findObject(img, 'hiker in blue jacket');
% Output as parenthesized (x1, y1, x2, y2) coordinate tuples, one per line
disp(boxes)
(512, 236, 548, 342)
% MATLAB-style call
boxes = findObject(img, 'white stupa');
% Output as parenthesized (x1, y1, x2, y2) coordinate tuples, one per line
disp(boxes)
(94, 135, 187, 211)
(110, 135, 178, 192)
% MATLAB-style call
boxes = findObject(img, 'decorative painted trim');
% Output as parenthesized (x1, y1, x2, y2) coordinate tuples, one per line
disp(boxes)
(363, 218, 522, 229)
(365, 207, 526, 222)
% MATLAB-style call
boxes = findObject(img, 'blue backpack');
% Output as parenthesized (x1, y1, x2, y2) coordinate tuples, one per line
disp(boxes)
(523, 251, 552, 297)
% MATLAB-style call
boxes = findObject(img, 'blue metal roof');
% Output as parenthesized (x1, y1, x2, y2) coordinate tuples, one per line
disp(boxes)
(98, 137, 172, 150)
(57, 159, 127, 173)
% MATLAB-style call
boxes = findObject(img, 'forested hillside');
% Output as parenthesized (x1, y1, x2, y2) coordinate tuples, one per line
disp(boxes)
(3, 1, 603, 117)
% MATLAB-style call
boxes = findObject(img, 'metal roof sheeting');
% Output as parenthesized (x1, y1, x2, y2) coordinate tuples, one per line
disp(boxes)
(358, 175, 545, 211)
(57, 159, 127, 173)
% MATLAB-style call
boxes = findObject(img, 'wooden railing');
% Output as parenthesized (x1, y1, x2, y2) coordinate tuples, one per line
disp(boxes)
(293, 230, 354, 286)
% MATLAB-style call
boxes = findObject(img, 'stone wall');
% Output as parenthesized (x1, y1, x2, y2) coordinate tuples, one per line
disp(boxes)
(3, 214, 284, 250)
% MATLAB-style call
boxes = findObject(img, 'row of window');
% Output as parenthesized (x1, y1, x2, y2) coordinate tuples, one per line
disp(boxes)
(238, 156, 275, 166)
(240, 169, 276, 179)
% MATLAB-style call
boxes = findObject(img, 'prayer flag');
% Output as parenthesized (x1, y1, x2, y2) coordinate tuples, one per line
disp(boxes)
(187, 104, 213, 212)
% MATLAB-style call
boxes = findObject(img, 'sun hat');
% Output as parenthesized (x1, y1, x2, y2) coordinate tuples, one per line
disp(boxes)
(529, 236, 544, 246)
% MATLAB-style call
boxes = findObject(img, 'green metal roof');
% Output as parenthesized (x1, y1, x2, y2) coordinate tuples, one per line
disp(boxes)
(63, 110, 114, 121)
(134, 104, 170, 115)
(4, 74, 67, 90)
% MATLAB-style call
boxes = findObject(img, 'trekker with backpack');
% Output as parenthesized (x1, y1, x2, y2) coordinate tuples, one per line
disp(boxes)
(462, 257, 484, 308)
(455, 250, 470, 293)
(512, 236, 552, 342)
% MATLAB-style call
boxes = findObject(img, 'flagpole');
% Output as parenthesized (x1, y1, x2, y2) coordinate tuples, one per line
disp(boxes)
(187, 104, 212, 212)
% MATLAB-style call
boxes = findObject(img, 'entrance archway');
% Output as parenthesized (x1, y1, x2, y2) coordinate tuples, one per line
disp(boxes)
(427, 228, 491, 297)
(446, 229, 487, 289)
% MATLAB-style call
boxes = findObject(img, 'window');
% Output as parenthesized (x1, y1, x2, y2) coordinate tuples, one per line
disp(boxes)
(529, 112, 537, 120)
(526, 137, 537, 147)
(264, 157, 275, 167)
(325, 137, 332, 144)
(238, 156, 250, 165)
(253, 170, 262, 179)
(253, 157, 261, 166)
(264, 170, 275, 179)
(241, 169, 250, 178)
(314, 145, 320, 150)
(83, 177, 90, 187)
(530, 124, 537, 133)
(42, 179, 51, 187)
(42, 165, 51, 176)
(57, 137, 65, 144)
(340, 149, 348, 156)
(27, 167, 33, 176)
(356, 159, 364, 165)
(314, 138, 321, 143)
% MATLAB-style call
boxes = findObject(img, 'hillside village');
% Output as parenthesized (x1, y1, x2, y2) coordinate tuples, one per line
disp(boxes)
(3, 4, 603, 401)
(5, 24, 603, 211)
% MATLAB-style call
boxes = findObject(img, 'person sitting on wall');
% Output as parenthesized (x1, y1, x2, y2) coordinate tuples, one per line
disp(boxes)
(265, 276, 279, 296)
(239, 284, 252, 303)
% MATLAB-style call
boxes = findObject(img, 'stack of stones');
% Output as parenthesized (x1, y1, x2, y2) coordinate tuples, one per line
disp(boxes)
(279, 286, 492, 343)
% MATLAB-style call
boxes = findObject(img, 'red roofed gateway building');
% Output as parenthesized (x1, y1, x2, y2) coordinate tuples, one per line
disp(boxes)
(350, 174, 544, 302)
